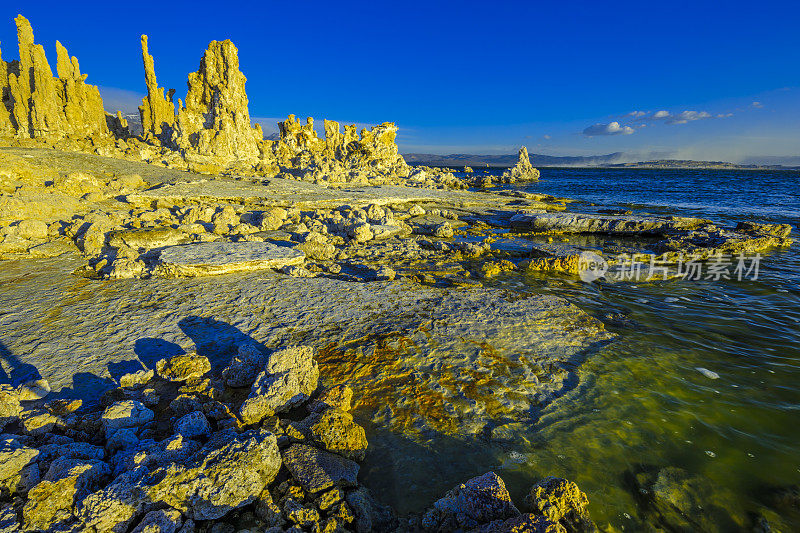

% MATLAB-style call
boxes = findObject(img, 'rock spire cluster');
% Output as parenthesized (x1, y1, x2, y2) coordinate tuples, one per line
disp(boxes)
(0, 15, 114, 140)
(0, 14, 528, 188)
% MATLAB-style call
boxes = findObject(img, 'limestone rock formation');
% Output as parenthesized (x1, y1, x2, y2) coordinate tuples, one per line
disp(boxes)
(1, 15, 109, 140)
(138, 35, 175, 145)
(174, 39, 265, 165)
(272, 115, 411, 180)
(502, 146, 540, 182)
(139, 35, 267, 170)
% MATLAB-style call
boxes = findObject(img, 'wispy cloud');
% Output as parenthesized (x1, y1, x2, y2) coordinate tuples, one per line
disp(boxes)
(583, 121, 635, 137)
(751, 101, 764, 108)
(626, 109, 731, 125)
(664, 110, 712, 124)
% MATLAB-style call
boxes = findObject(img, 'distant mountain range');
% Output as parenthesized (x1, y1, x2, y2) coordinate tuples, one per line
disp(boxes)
(403, 152, 627, 167)
(403, 152, 799, 169)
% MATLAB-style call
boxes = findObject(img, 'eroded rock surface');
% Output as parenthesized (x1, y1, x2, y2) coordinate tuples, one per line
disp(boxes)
(153, 241, 305, 277)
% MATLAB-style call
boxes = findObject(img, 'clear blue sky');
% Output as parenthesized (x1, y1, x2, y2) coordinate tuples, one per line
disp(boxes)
(1, 1, 799, 162)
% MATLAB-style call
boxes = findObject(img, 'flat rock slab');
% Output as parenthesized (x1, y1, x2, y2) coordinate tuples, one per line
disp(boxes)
(154, 242, 305, 277)
(510, 212, 708, 235)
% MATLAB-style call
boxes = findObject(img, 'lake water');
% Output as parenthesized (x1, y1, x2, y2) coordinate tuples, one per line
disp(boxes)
(478, 168, 800, 530)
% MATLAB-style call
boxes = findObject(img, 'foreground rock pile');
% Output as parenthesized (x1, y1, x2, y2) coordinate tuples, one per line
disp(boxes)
(0, 343, 596, 532)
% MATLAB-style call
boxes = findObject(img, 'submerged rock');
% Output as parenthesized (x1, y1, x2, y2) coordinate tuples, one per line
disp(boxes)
(346, 486, 398, 533)
(510, 212, 705, 236)
(525, 477, 596, 533)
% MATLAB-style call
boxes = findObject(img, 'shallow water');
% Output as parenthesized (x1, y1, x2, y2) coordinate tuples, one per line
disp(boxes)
(478, 168, 800, 529)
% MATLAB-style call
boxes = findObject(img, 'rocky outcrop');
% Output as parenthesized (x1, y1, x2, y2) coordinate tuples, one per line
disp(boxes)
(1, 15, 110, 140)
(501, 146, 540, 182)
(272, 115, 411, 181)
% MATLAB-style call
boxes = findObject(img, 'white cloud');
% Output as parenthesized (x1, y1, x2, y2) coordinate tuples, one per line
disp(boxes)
(626, 110, 647, 118)
(583, 121, 635, 136)
(665, 110, 712, 124)
(752, 101, 764, 108)
(543, 134, 551, 140)
(653, 110, 670, 119)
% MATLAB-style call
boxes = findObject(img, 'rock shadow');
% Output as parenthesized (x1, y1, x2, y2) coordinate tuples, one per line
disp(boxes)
(0, 338, 41, 386)
(178, 315, 267, 371)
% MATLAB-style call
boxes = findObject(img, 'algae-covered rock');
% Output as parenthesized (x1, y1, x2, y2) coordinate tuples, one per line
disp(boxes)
(525, 477, 595, 533)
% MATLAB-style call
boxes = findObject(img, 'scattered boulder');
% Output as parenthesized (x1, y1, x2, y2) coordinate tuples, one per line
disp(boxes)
(15, 220, 48, 240)
(281, 444, 360, 494)
(239, 346, 319, 425)
(23, 458, 110, 531)
(17, 379, 51, 401)
(156, 352, 211, 383)
(303, 407, 368, 461)
(222, 343, 266, 388)
(129, 508, 183, 533)
(0, 438, 40, 496)
(101, 400, 154, 436)
(173, 411, 211, 439)
(120, 369, 155, 389)
(422, 472, 520, 531)
(0, 386, 22, 431)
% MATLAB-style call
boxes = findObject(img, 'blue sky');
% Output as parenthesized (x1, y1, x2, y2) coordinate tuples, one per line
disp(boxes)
(1, 1, 799, 162)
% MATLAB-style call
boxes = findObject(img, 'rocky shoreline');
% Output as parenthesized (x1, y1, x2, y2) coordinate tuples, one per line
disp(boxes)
(1, 345, 596, 533)
(0, 13, 797, 533)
